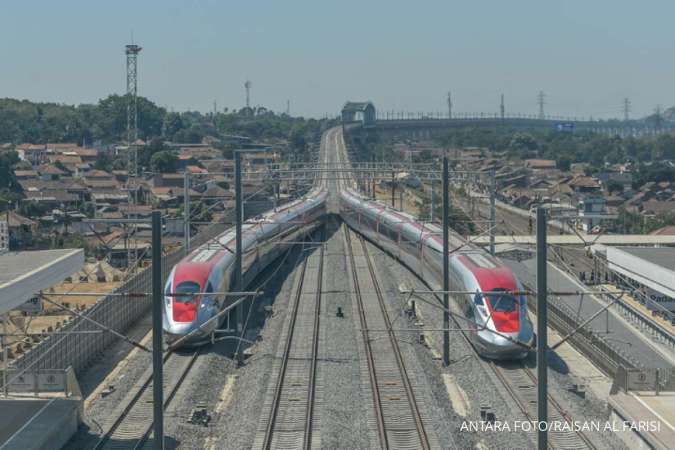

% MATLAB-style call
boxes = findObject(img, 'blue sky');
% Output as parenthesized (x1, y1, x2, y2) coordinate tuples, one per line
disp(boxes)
(1, 1, 673, 118)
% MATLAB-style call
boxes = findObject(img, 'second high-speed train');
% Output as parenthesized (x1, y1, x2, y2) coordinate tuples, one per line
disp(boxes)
(340, 187, 533, 359)
(164, 187, 327, 346)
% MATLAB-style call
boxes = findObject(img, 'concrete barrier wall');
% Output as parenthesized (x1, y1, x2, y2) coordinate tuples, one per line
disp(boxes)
(10, 222, 228, 377)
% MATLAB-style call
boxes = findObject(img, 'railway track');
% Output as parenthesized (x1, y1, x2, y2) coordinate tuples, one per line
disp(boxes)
(344, 226, 437, 450)
(254, 234, 325, 450)
(489, 361, 597, 449)
(93, 349, 200, 450)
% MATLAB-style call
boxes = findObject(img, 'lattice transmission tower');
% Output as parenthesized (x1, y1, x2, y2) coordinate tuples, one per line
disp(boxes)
(126, 43, 142, 178)
(537, 91, 545, 119)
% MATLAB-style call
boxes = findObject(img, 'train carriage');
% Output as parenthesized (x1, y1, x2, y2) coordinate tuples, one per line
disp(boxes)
(340, 187, 533, 359)
(164, 188, 327, 346)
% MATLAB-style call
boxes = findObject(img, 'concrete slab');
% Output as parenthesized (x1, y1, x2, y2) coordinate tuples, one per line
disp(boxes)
(0, 398, 81, 450)
(609, 391, 675, 450)
(0, 249, 84, 315)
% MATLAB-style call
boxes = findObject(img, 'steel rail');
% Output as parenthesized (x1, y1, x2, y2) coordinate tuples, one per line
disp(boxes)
(93, 348, 201, 450)
(345, 227, 431, 450)
(261, 230, 324, 450)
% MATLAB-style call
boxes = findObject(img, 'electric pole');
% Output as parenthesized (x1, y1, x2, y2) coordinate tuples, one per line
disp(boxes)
(623, 98, 631, 122)
(537, 91, 545, 119)
(447, 91, 453, 119)
(245, 80, 252, 109)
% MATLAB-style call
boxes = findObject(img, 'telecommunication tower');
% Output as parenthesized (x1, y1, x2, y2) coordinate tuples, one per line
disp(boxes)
(537, 91, 545, 119)
(244, 80, 252, 109)
(500, 94, 505, 120)
(125, 42, 141, 272)
(622, 98, 631, 122)
(126, 44, 142, 177)
(447, 91, 453, 119)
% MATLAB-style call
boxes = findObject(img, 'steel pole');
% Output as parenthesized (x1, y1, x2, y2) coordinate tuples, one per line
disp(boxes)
(151, 210, 164, 450)
(235, 152, 243, 335)
(536, 207, 548, 450)
(2, 313, 7, 397)
(183, 171, 190, 251)
(442, 157, 450, 366)
(490, 170, 496, 256)
(391, 171, 395, 207)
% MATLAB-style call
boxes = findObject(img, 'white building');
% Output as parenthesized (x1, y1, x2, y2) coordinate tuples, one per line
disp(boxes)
(606, 246, 675, 313)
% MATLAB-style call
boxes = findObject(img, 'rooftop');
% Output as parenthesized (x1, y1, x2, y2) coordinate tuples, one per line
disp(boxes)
(0, 249, 84, 315)
(617, 247, 675, 272)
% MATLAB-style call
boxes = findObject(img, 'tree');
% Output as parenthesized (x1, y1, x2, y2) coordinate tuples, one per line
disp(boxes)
(139, 138, 167, 170)
(605, 179, 624, 194)
(94, 152, 112, 171)
(0, 151, 22, 192)
(150, 150, 178, 173)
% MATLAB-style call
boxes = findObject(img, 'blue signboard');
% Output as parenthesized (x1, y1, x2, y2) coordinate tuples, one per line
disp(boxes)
(555, 122, 575, 132)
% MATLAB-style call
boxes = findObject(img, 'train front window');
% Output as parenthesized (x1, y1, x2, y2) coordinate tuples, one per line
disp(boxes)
(485, 290, 518, 313)
(174, 281, 201, 303)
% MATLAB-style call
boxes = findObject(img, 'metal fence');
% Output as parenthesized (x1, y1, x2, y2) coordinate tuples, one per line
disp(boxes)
(524, 281, 641, 379)
(9, 221, 229, 377)
(612, 366, 675, 394)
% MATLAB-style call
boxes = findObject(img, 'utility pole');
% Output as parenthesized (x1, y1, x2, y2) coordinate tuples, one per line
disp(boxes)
(430, 182, 434, 223)
(183, 172, 190, 251)
(234, 151, 244, 342)
(442, 156, 450, 366)
(151, 210, 164, 450)
(500, 94, 505, 120)
(447, 91, 453, 119)
(489, 170, 496, 256)
(623, 98, 631, 122)
(391, 171, 395, 208)
(537, 91, 545, 120)
(244, 80, 252, 110)
(536, 207, 548, 450)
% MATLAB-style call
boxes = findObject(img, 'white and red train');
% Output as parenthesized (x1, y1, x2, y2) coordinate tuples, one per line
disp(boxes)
(163, 188, 327, 345)
(164, 177, 532, 359)
(339, 187, 534, 359)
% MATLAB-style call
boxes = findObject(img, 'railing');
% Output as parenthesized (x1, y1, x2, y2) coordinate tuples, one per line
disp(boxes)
(612, 366, 675, 394)
(523, 280, 641, 379)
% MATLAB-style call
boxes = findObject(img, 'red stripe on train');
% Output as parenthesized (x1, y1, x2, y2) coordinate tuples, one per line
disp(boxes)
(457, 255, 521, 333)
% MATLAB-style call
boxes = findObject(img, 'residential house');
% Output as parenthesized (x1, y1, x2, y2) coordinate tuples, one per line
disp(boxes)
(16, 144, 47, 165)
(153, 173, 184, 188)
(37, 165, 66, 181)
(568, 176, 601, 194)
(14, 170, 38, 180)
(525, 159, 556, 171)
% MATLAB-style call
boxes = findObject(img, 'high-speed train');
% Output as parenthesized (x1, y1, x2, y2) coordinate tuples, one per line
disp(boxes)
(340, 187, 533, 359)
(164, 188, 327, 345)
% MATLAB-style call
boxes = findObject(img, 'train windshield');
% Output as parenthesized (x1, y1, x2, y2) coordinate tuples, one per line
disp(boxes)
(485, 290, 518, 313)
(174, 281, 201, 303)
